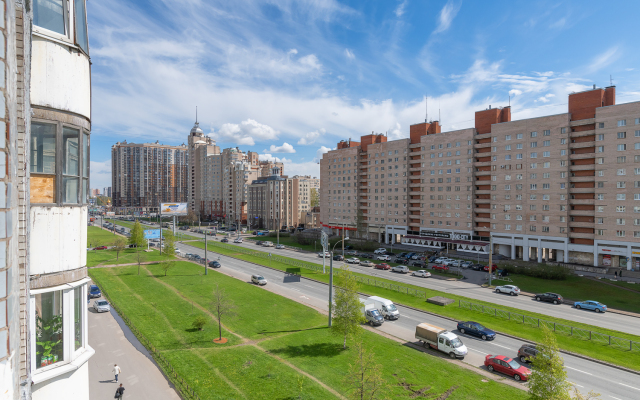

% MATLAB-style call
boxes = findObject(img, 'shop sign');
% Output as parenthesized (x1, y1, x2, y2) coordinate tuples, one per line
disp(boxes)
(599, 247, 627, 256)
(419, 231, 470, 240)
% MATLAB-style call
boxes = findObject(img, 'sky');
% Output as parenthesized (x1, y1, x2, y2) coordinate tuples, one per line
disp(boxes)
(88, 0, 640, 190)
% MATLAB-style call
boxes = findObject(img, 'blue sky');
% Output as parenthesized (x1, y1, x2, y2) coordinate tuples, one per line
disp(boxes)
(88, 0, 640, 190)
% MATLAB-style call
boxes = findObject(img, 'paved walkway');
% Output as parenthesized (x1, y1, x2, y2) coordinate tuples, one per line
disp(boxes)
(88, 289, 180, 400)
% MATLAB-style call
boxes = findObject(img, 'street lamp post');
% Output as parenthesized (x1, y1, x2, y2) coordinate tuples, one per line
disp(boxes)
(328, 236, 349, 328)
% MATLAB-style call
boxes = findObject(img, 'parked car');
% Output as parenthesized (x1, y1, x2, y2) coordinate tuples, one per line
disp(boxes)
(374, 248, 387, 255)
(333, 254, 344, 261)
(255, 240, 264, 246)
(251, 275, 267, 285)
(483, 264, 499, 272)
(346, 257, 360, 264)
(89, 285, 102, 298)
(233, 238, 243, 243)
(344, 245, 354, 250)
(374, 263, 391, 270)
(359, 253, 373, 260)
(359, 260, 375, 267)
(432, 264, 449, 271)
(535, 292, 563, 304)
(391, 265, 410, 274)
(433, 257, 447, 263)
(376, 255, 391, 261)
(441, 259, 457, 266)
(209, 261, 221, 268)
(470, 264, 484, 271)
(428, 255, 439, 263)
(94, 246, 108, 250)
(574, 300, 607, 313)
(484, 355, 531, 381)
(457, 321, 496, 340)
(412, 270, 432, 278)
(275, 244, 285, 249)
(318, 251, 331, 258)
(517, 344, 539, 363)
(461, 261, 473, 268)
(262, 241, 274, 247)
(93, 300, 111, 313)
(495, 285, 521, 296)
(449, 260, 464, 267)
(345, 250, 358, 256)
(410, 261, 426, 268)
(410, 254, 423, 260)
(393, 257, 409, 264)
(220, 238, 229, 243)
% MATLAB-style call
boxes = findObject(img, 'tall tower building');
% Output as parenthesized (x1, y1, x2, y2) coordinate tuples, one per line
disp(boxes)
(188, 119, 215, 213)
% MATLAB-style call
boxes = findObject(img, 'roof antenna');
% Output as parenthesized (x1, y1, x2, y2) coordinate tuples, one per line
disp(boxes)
(610, 74, 613, 86)
(196, 106, 198, 123)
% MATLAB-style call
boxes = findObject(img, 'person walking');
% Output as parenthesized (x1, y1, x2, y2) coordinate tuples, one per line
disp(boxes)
(620, 270, 623, 278)
(115, 383, 125, 399)
(615, 271, 618, 278)
(112, 364, 121, 382)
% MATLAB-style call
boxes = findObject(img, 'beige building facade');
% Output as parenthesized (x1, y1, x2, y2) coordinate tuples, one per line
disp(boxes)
(247, 168, 300, 230)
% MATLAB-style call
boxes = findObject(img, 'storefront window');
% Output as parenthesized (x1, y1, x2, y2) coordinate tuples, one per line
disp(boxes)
(63, 127, 79, 203)
(35, 291, 64, 369)
(33, 0, 66, 35)
(31, 122, 56, 174)
(74, 286, 83, 351)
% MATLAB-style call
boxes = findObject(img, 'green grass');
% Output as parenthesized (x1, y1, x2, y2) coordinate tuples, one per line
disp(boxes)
(261, 328, 526, 400)
(86, 226, 119, 247)
(190, 239, 640, 372)
(86, 226, 174, 267)
(508, 274, 640, 314)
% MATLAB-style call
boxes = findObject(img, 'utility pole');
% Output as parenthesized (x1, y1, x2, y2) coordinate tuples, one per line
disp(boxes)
(277, 217, 280, 246)
(329, 251, 333, 327)
(488, 236, 493, 287)
(204, 231, 208, 275)
(342, 221, 345, 258)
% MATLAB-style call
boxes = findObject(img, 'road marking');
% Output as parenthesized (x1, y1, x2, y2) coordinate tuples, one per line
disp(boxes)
(565, 366, 593, 376)
(490, 343, 512, 350)
(610, 396, 623, 400)
(289, 288, 301, 292)
(468, 348, 488, 355)
(618, 383, 640, 391)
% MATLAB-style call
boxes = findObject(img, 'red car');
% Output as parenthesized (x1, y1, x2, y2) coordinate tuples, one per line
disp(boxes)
(483, 264, 498, 272)
(432, 264, 449, 271)
(484, 355, 531, 381)
(375, 263, 391, 270)
(94, 246, 108, 250)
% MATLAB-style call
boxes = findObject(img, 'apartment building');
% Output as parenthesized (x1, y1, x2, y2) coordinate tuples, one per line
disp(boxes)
(290, 175, 317, 220)
(187, 121, 215, 212)
(111, 141, 188, 211)
(247, 167, 300, 229)
(320, 87, 640, 269)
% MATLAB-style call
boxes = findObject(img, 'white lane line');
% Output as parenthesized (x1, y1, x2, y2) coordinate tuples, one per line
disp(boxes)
(610, 396, 623, 400)
(618, 383, 640, 391)
(467, 348, 489, 355)
(565, 366, 593, 376)
(490, 343, 512, 350)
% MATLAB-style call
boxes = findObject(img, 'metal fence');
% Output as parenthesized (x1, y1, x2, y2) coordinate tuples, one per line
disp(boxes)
(95, 283, 202, 400)
(458, 299, 640, 352)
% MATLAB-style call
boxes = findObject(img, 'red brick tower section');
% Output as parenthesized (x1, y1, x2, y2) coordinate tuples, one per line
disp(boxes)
(473, 106, 511, 237)
(566, 86, 615, 246)
(357, 134, 385, 226)
(408, 122, 441, 231)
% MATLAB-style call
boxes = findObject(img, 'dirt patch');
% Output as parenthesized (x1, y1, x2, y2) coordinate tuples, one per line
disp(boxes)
(213, 337, 228, 344)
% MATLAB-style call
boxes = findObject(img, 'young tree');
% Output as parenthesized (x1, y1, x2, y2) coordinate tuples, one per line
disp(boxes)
(128, 220, 146, 248)
(344, 339, 387, 400)
(210, 282, 237, 341)
(112, 237, 127, 261)
(573, 387, 601, 400)
(161, 260, 176, 276)
(309, 188, 319, 207)
(332, 266, 365, 349)
(135, 249, 146, 276)
(163, 230, 176, 256)
(192, 315, 207, 331)
(528, 325, 571, 400)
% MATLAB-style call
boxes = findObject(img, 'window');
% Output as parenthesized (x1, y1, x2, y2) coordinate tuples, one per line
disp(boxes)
(74, 287, 83, 351)
(543, 151, 550, 157)
(616, 231, 625, 237)
(31, 123, 56, 174)
(618, 120, 627, 127)
(531, 131, 537, 138)
(617, 206, 626, 212)
(505, 145, 511, 151)
(597, 146, 604, 153)
(530, 152, 537, 158)
(543, 130, 550, 136)
(543, 140, 550, 146)
(617, 194, 626, 200)
(617, 181, 626, 188)
(597, 134, 604, 141)
(505, 135, 511, 140)
(617, 218, 625, 225)
(618, 144, 627, 151)
(618, 132, 627, 139)
(542, 226, 549, 232)
(517, 133, 523, 139)
(530, 142, 538, 148)
(74, 0, 89, 54)
(35, 291, 65, 369)
(618, 156, 627, 163)
(34, 0, 66, 35)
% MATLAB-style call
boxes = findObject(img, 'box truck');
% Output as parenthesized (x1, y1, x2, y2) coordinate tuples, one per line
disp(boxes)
(366, 296, 400, 320)
(415, 322, 468, 359)
(360, 299, 384, 326)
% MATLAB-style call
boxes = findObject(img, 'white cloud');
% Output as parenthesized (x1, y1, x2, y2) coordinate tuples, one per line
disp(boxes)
(535, 93, 556, 103)
(394, 0, 407, 18)
(297, 128, 325, 145)
(344, 48, 355, 60)
(509, 89, 522, 97)
(433, 0, 461, 34)
(550, 17, 566, 29)
(266, 142, 296, 153)
(215, 119, 278, 146)
(259, 153, 292, 163)
(313, 146, 332, 163)
(90, 160, 112, 190)
(585, 46, 620, 74)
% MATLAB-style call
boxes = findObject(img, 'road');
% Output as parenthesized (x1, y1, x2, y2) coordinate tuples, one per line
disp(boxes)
(175, 239, 640, 400)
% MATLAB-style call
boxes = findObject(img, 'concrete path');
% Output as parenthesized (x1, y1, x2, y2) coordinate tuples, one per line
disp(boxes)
(88, 292, 180, 400)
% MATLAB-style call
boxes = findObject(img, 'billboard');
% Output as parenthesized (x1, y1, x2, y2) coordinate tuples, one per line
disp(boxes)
(160, 203, 188, 216)
(144, 229, 161, 239)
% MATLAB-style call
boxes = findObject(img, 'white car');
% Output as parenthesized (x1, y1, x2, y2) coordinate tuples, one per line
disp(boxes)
(374, 248, 387, 255)
(495, 285, 521, 296)
(233, 238, 243, 243)
(262, 241, 274, 247)
(391, 265, 410, 274)
(93, 300, 110, 313)
(251, 274, 267, 285)
(433, 257, 447, 263)
(376, 255, 391, 261)
(449, 260, 463, 267)
(412, 270, 432, 278)
(346, 257, 360, 264)
(441, 259, 456, 266)
(275, 244, 285, 249)
(317, 251, 331, 258)
(410, 254, 423, 260)
(359, 260, 375, 267)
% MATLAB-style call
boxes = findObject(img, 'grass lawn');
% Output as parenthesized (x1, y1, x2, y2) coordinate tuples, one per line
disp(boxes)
(191, 239, 640, 372)
(87, 226, 174, 267)
(87, 226, 120, 247)
(508, 274, 640, 314)
(89, 262, 528, 399)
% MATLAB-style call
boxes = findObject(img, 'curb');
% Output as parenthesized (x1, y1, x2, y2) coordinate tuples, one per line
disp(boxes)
(178, 241, 640, 377)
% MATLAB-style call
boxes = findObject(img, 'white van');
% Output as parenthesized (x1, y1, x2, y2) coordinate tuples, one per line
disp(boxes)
(366, 296, 400, 320)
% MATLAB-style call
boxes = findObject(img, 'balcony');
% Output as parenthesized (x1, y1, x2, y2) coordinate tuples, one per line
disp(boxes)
(409, 206, 421, 211)
(569, 164, 596, 171)
(569, 187, 595, 194)
(568, 232, 595, 240)
(473, 142, 492, 149)
(409, 166, 422, 172)
(569, 209, 595, 217)
(475, 190, 492, 195)
(569, 199, 595, 205)
(570, 129, 596, 138)
(475, 132, 492, 140)
(475, 170, 491, 176)
(569, 118, 595, 127)
(569, 141, 595, 149)
(569, 221, 595, 228)
(569, 176, 595, 183)
(475, 161, 492, 168)
(474, 197, 491, 204)
(474, 217, 491, 223)
(569, 153, 596, 161)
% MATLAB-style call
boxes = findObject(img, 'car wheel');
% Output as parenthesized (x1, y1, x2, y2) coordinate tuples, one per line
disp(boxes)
(513, 374, 522, 381)
(576, 305, 581, 309)
(481, 334, 487, 340)
(510, 291, 516, 296)
(595, 308, 601, 313)
(536, 297, 541, 301)
(520, 356, 527, 363)
(449, 352, 456, 359)
(495, 288, 500, 293)
(460, 328, 465, 334)
(487, 365, 494, 372)
(553, 300, 558, 305)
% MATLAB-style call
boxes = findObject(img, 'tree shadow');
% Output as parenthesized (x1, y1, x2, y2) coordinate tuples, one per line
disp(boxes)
(268, 342, 345, 358)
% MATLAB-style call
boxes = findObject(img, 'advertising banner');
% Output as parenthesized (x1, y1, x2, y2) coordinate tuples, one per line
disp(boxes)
(160, 203, 188, 216)
(144, 229, 161, 239)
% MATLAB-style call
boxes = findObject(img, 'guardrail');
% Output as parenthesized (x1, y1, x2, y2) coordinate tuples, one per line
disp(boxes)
(458, 299, 640, 352)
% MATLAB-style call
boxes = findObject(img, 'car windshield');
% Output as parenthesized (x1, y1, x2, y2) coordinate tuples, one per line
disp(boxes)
(506, 359, 521, 369)
(370, 309, 381, 317)
(256, 276, 264, 280)
(451, 338, 463, 348)
(387, 304, 397, 312)
(90, 287, 99, 292)
(475, 324, 487, 330)
(96, 301, 108, 306)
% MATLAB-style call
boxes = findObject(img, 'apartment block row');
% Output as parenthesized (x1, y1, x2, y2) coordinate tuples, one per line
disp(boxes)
(320, 86, 640, 269)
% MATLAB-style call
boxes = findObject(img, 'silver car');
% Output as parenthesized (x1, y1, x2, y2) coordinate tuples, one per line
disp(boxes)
(93, 300, 110, 313)
(412, 270, 432, 278)
(251, 274, 267, 285)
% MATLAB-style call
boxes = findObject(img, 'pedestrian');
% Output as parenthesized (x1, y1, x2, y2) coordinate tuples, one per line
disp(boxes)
(114, 383, 125, 399)
(620, 270, 623, 278)
(112, 364, 121, 382)
(615, 271, 618, 278)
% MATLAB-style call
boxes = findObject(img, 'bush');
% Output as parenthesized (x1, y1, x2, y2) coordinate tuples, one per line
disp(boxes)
(500, 264, 569, 280)
(192, 315, 207, 331)
(295, 235, 311, 245)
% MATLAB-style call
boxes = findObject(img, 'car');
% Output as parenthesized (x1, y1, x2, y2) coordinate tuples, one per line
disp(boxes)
(346, 257, 360, 264)
(233, 238, 243, 243)
(193, 254, 202, 261)
(333, 254, 344, 261)
(412, 270, 432, 278)
(359, 253, 373, 260)
(94, 246, 108, 250)
(433, 257, 447, 263)
(470, 264, 484, 271)
(209, 261, 221, 268)
(535, 292, 564, 305)
(275, 244, 285, 249)
(93, 300, 111, 313)
(517, 344, 539, 363)
(393, 257, 409, 264)
(318, 251, 331, 258)
(251, 274, 267, 285)
(574, 300, 607, 313)
(441, 259, 457, 266)
(376, 255, 391, 261)
(344, 245, 354, 250)
(410, 254, 424, 260)
(374, 263, 391, 270)
(457, 321, 496, 340)
(483, 264, 499, 272)
(262, 241, 274, 247)
(449, 260, 463, 267)
(410, 261, 426, 268)
(495, 285, 521, 296)
(391, 265, 410, 274)
(89, 285, 102, 298)
(345, 250, 358, 256)
(484, 355, 531, 381)
(255, 240, 264, 245)
(461, 261, 473, 268)
(184, 253, 194, 259)
(359, 260, 375, 267)
(220, 238, 229, 243)
(374, 248, 387, 255)
(432, 264, 449, 271)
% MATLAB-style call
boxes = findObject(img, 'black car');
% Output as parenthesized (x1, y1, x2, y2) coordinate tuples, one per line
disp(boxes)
(457, 321, 496, 341)
(333, 255, 344, 261)
(470, 264, 484, 271)
(209, 261, 221, 268)
(397, 252, 408, 258)
(517, 344, 538, 363)
(89, 285, 101, 298)
(221, 238, 229, 243)
(428, 255, 438, 263)
(344, 245, 354, 250)
(256, 240, 263, 245)
(359, 253, 372, 259)
(535, 292, 564, 305)
(394, 257, 409, 264)
(411, 261, 425, 268)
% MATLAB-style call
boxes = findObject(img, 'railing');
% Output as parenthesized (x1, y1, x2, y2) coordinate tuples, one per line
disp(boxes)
(458, 299, 640, 352)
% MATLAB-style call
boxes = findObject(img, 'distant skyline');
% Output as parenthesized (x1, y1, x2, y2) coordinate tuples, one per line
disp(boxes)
(88, 0, 640, 189)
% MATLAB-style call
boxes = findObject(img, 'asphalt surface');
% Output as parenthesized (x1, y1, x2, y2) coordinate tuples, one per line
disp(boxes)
(174, 239, 640, 400)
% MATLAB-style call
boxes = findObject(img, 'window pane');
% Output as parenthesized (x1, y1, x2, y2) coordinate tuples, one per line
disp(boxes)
(83, 133, 89, 178)
(63, 176, 79, 203)
(82, 178, 88, 204)
(74, 286, 83, 351)
(63, 127, 79, 176)
(34, 0, 65, 35)
(35, 291, 64, 369)
(74, 0, 89, 54)
(31, 122, 56, 174)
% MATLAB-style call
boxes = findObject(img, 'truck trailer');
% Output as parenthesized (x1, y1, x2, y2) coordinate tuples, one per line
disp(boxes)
(415, 322, 468, 359)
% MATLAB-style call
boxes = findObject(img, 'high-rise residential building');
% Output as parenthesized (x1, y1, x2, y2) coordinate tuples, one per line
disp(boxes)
(111, 141, 188, 212)
(103, 187, 112, 198)
(187, 120, 215, 213)
(1, 1, 94, 399)
(320, 86, 640, 269)
(290, 175, 316, 220)
(247, 167, 300, 230)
